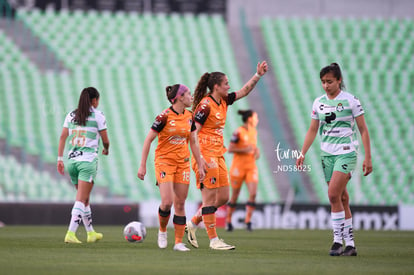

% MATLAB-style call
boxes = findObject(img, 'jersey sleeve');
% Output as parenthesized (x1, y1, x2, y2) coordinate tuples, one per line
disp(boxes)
(311, 98, 319, 120)
(151, 112, 168, 132)
(225, 92, 237, 106)
(351, 95, 365, 118)
(194, 102, 211, 125)
(190, 120, 196, 132)
(96, 111, 107, 131)
(62, 111, 74, 128)
(230, 129, 240, 143)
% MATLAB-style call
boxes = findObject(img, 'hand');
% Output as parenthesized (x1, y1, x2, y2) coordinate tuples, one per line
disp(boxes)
(256, 61, 268, 76)
(363, 158, 373, 176)
(102, 148, 109, 155)
(296, 155, 305, 170)
(57, 161, 65, 175)
(137, 165, 146, 180)
(254, 147, 260, 160)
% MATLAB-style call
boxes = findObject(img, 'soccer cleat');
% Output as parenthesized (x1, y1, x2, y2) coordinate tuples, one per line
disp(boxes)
(185, 221, 199, 248)
(246, 222, 252, 232)
(342, 246, 357, 256)
(329, 242, 343, 256)
(209, 238, 236, 250)
(87, 231, 103, 243)
(226, 223, 234, 232)
(64, 231, 82, 244)
(173, 243, 190, 252)
(158, 230, 168, 249)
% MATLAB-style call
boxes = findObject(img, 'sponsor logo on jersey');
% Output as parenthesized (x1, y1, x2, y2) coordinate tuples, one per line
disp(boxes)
(215, 112, 221, 119)
(168, 135, 186, 145)
(169, 120, 175, 126)
(319, 104, 324, 111)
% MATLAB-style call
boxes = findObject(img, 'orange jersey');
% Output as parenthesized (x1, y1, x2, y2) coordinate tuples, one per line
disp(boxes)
(230, 126, 257, 169)
(193, 93, 236, 157)
(151, 107, 196, 165)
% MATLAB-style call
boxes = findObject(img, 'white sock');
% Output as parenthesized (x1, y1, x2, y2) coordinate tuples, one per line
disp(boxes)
(343, 218, 355, 247)
(331, 211, 345, 244)
(68, 201, 85, 233)
(82, 205, 94, 232)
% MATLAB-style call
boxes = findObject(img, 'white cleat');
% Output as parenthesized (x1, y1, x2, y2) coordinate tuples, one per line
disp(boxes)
(209, 238, 236, 250)
(173, 243, 190, 252)
(158, 230, 168, 249)
(185, 221, 199, 248)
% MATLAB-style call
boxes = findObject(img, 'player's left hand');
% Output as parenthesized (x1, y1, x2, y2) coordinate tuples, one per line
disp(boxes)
(363, 158, 373, 176)
(257, 61, 268, 76)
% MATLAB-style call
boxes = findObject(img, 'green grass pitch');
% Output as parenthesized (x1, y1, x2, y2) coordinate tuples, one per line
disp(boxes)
(0, 226, 413, 274)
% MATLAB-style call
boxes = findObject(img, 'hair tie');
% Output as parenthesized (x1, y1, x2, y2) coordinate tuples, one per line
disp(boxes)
(171, 84, 189, 103)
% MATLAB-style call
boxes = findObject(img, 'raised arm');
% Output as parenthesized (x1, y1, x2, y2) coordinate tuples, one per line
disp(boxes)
(235, 61, 268, 101)
(137, 130, 158, 180)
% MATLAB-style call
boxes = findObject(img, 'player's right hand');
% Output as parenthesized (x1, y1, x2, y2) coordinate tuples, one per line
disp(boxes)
(137, 166, 146, 180)
(57, 161, 65, 175)
(296, 155, 305, 170)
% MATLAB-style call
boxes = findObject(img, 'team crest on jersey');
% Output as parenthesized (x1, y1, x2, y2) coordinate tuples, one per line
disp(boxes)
(336, 103, 344, 112)
(215, 112, 221, 119)
(169, 120, 175, 126)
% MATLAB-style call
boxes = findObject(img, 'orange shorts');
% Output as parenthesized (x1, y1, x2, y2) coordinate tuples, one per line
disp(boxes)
(155, 162, 190, 185)
(229, 164, 258, 189)
(192, 155, 229, 189)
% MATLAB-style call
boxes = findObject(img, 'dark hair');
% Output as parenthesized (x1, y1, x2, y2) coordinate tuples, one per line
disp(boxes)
(73, 87, 100, 126)
(320, 63, 346, 90)
(166, 84, 181, 104)
(192, 72, 226, 112)
(238, 109, 254, 123)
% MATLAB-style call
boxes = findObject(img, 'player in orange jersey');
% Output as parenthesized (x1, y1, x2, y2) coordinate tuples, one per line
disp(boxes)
(226, 110, 260, 232)
(137, 84, 206, 252)
(186, 61, 268, 250)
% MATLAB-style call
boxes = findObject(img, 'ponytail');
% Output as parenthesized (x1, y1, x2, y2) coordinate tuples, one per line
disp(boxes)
(192, 71, 226, 112)
(73, 87, 100, 126)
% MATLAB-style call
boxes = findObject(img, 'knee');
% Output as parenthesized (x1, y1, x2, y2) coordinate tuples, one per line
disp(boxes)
(174, 201, 185, 213)
(341, 192, 349, 206)
(160, 202, 172, 212)
(328, 191, 341, 205)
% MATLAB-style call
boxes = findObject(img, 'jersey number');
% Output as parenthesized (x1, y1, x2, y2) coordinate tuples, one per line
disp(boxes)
(71, 130, 87, 147)
(182, 171, 190, 182)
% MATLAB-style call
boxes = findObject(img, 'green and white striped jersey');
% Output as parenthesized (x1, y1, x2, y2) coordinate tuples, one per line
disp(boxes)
(311, 91, 364, 156)
(63, 107, 107, 162)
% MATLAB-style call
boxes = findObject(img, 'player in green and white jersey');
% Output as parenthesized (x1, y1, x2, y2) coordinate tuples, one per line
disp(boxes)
(296, 63, 373, 256)
(57, 87, 110, 244)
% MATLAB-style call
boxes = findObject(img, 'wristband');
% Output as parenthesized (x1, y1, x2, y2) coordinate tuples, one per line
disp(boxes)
(57, 156, 63, 162)
(255, 72, 261, 78)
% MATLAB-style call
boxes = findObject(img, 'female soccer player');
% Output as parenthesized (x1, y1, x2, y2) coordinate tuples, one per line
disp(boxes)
(58, 87, 110, 244)
(137, 84, 206, 251)
(296, 63, 373, 256)
(186, 61, 268, 250)
(226, 110, 260, 232)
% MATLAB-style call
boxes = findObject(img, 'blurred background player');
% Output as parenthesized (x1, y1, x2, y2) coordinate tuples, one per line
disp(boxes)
(57, 87, 110, 243)
(186, 61, 268, 250)
(296, 63, 373, 256)
(226, 109, 260, 232)
(137, 84, 205, 251)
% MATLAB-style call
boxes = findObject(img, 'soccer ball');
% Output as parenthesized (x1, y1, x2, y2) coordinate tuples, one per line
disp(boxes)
(123, 221, 146, 243)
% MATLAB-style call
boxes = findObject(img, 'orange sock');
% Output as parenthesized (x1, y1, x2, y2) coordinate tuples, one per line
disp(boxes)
(158, 207, 171, 232)
(191, 207, 203, 225)
(245, 202, 256, 224)
(226, 203, 236, 224)
(202, 206, 217, 240)
(173, 215, 186, 244)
